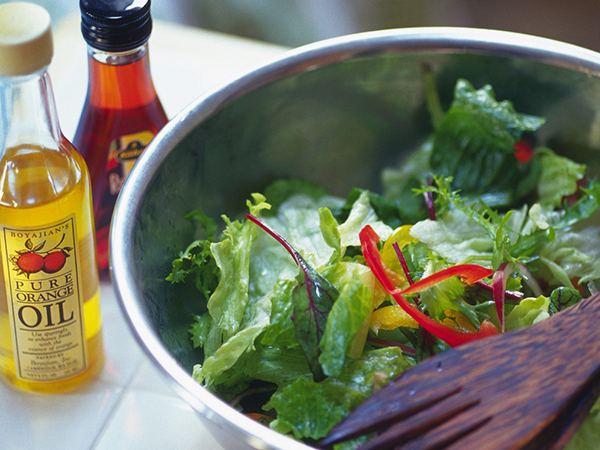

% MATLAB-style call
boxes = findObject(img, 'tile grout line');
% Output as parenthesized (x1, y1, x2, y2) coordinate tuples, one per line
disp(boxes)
(88, 358, 147, 450)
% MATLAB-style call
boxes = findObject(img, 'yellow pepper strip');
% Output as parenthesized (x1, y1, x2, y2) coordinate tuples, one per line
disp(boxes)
(381, 225, 418, 277)
(441, 309, 478, 333)
(370, 304, 420, 334)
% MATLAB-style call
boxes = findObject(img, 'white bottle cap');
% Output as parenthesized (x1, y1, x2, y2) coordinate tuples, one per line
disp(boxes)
(0, 2, 53, 76)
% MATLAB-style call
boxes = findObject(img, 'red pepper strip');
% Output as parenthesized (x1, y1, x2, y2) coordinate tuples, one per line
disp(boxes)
(360, 225, 499, 347)
(397, 264, 495, 297)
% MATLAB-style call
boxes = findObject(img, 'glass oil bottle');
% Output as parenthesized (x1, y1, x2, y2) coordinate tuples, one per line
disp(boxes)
(0, 2, 104, 392)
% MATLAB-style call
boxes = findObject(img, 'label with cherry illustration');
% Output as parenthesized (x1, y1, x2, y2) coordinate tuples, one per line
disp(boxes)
(1, 215, 88, 381)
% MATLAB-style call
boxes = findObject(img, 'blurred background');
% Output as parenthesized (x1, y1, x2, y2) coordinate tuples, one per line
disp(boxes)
(3, 0, 600, 52)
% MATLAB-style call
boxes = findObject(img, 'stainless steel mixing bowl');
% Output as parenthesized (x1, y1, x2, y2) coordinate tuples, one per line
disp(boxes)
(110, 27, 600, 450)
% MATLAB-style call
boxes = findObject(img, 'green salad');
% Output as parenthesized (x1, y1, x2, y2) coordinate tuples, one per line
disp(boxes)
(167, 79, 600, 449)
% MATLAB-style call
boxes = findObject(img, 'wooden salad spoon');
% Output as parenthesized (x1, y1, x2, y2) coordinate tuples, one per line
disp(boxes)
(320, 292, 600, 450)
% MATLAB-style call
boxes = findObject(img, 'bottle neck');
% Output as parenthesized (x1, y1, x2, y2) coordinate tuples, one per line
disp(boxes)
(86, 43, 160, 109)
(90, 42, 148, 65)
(0, 68, 62, 157)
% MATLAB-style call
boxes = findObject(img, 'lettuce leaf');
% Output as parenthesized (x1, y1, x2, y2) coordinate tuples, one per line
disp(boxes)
(198, 257, 285, 384)
(195, 343, 311, 400)
(262, 178, 331, 213)
(207, 195, 271, 339)
(166, 238, 219, 300)
(337, 190, 394, 248)
(504, 296, 550, 331)
(537, 147, 586, 207)
(430, 79, 545, 208)
(189, 313, 212, 348)
(238, 344, 310, 388)
(261, 193, 342, 269)
(319, 262, 374, 377)
(269, 347, 413, 440)
(290, 251, 339, 382)
(319, 206, 343, 258)
(260, 279, 298, 348)
(538, 226, 600, 285)
(333, 186, 427, 230)
(556, 179, 600, 230)
(408, 208, 493, 266)
(269, 376, 356, 440)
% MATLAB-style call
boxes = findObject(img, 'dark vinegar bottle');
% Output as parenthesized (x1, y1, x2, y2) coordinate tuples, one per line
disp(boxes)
(74, 0, 168, 279)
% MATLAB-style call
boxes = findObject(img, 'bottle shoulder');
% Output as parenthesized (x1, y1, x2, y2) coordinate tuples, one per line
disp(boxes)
(84, 50, 163, 110)
(0, 140, 88, 209)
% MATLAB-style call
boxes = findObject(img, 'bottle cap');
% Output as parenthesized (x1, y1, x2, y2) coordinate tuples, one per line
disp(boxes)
(0, 2, 53, 77)
(80, 0, 152, 52)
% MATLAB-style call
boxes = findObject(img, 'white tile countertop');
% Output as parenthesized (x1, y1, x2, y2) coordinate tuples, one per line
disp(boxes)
(0, 15, 287, 450)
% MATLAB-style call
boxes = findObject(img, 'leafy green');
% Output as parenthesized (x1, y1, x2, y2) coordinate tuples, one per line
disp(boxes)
(269, 347, 412, 440)
(195, 343, 311, 400)
(504, 296, 549, 331)
(538, 226, 600, 285)
(189, 314, 212, 348)
(269, 376, 355, 440)
(291, 253, 339, 382)
(319, 207, 343, 258)
(198, 289, 271, 385)
(260, 279, 298, 348)
(184, 208, 219, 241)
(207, 195, 271, 341)
(556, 179, 600, 229)
(319, 262, 373, 377)
(337, 190, 394, 248)
(332, 187, 426, 230)
(408, 207, 493, 266)
(430, 79, 545, 208)
(166, 239, 219, 300)
(166, 210, 220, 298)
(537, 147, 586, 207)
(262, 193, 341, 268)
(262, 178, 331, 213)
(238, 344, 310, 388)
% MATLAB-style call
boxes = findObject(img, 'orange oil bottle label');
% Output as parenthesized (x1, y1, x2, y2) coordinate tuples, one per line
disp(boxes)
(1, 215, 88, 381)
(106, 130, 154, 196)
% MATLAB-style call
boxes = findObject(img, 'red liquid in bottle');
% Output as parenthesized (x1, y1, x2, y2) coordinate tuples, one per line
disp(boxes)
(74, 48, 168, 278)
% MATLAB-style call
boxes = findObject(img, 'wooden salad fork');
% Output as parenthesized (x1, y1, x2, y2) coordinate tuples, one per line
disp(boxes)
(320, 292, 600, 450)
